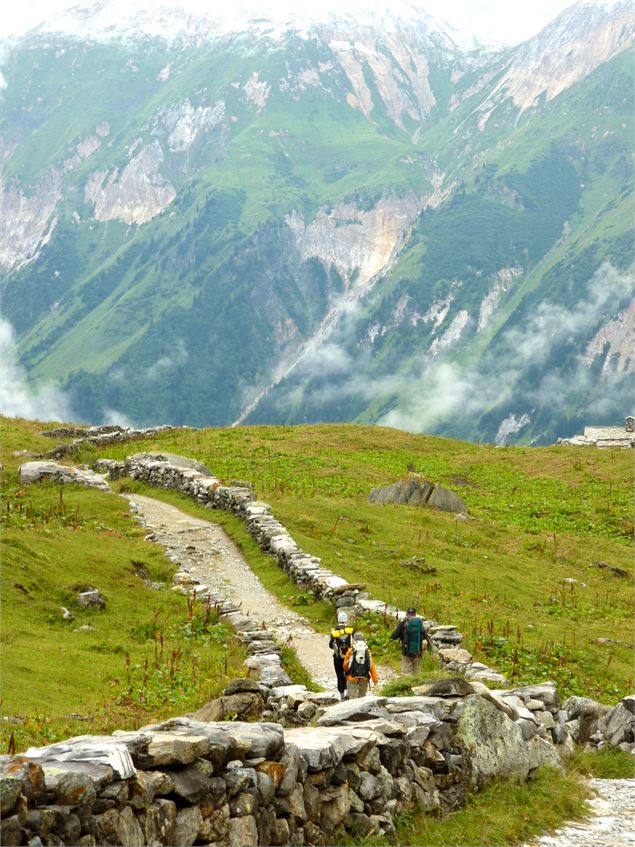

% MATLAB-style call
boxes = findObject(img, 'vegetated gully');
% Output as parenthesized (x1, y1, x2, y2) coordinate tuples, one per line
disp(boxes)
(125, 494, 396, 694)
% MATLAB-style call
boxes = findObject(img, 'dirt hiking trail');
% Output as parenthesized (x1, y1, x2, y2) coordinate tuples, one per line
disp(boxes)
(126, 494, 395, 693)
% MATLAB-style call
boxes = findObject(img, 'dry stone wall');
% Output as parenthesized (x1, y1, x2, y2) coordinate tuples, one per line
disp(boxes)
(6, 451, 634, 845)
(2, 684, 564, 847)
(19, 450, 634, 757)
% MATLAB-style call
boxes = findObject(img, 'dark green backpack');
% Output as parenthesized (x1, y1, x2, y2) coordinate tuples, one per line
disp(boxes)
(404, 617, 423, 657)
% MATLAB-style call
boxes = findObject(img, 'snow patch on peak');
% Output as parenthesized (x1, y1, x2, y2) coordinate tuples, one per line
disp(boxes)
(26, 0, 467, 49)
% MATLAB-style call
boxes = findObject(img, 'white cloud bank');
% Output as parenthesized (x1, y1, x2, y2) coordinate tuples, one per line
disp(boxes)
(381, 262, 634, 435)
(0, 317, 75, 422)
(270, 262, 633, 440)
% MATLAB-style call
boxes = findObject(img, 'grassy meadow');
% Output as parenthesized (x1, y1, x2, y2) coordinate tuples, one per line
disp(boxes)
(0, 419, 249, 752)
(1, 417, 633, 752)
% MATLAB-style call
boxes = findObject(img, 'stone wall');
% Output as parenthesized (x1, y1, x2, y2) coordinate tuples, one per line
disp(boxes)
(37, 426, 189, 461)
(1, 684, 563, 847)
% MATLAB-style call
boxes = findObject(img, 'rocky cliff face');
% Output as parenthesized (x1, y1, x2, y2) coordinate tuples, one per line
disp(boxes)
(481, 0, 634, 115)
(286, 194, 421, 289)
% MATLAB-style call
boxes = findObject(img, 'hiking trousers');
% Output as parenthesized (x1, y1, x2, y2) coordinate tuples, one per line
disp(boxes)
(333, 656, 347, 694)
(401, 654, 422, 675)
(346, 678, 369, 699)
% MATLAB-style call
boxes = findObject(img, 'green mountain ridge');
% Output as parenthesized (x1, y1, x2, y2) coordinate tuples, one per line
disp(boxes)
(0, 2, 633, 442)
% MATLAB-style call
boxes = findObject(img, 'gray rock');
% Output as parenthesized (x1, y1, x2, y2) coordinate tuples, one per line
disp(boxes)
(516, 718, 540, 741)
(357, 772, 379, 801)
(0, 775, 22, 816)
(145, 733, 210, 766)
(42, 767, 97, 806)
(316, 696, 388, 726)
(275, 784, 306, 820)
(369, 475, 468, 514)
(225, 767, 257, 797)
(256, 772, 275, 806)
(229, 814, 258, 847)
(230, 790, 257, 817)
(130, 452, 214, 477)
(412, 678, 474, 698)
(510, 682, 560, 712)
(77, 589, 106, 610)
(455, 695, 562, 788)
(224, 678, 265, 696)
(427, 485, 468, 514)
(320, 784, 350, 833)
(369, 475, 434, 506)
(168, 765, 213, 804)
(561, 696, 611, 743)
(297, 702, 317, 722)
(597, 703, 635, 747)
(174, 805, 203, 847)
(114, 806, 145, 847)
(19, 461, 111, 491)
(284, 727, 375, 772)
(199, 803, 229, 842)
(621, 696, 635, 715)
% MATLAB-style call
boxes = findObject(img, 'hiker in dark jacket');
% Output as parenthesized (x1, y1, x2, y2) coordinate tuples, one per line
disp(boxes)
(391, 607, 432, 675)
(329, 611, 354, 701)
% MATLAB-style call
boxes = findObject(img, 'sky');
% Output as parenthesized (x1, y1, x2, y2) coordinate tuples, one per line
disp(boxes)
(1, 0, 580, 45)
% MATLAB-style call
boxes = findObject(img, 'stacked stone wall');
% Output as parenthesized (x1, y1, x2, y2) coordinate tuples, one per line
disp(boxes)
(1, 685, 563, 847)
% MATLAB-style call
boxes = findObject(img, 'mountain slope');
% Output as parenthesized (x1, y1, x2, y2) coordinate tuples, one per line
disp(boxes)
(0, 0, 633, 441)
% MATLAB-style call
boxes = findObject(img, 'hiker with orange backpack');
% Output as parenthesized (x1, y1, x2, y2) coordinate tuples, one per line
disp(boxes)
(391, 607, 433, 675)
(343, 631, 378, 699)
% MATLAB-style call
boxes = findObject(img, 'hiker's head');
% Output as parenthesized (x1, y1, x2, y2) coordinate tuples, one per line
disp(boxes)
(353, 631, 364, 642)
(406, 607, 416, 617)
(337, 611, 348, 625)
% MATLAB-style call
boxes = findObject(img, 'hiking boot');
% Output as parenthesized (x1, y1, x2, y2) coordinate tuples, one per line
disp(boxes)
(340, 691, 348, 701)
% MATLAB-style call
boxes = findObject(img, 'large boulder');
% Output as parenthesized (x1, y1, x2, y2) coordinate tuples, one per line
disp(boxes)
(369, 474, 467, 514)
(455, 695, 562, 788)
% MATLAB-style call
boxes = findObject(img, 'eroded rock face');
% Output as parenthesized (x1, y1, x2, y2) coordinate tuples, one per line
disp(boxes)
(85, 141, 175, 225)
(0, 173, 62, 269)
(286, 194, 421, 289)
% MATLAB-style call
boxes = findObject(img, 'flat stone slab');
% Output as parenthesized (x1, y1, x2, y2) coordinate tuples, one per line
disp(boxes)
(317, 697, 389, 726)
(24, 739, 135, 779)
(19, 461, 111, 492)
(283, 727, 378, 771)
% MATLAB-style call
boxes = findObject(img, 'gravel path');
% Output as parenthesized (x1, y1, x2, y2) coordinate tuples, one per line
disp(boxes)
(525, 778, 635, 847)
(127, 494, 395, 694)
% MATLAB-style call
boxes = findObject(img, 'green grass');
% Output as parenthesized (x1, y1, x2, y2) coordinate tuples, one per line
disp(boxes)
(0, 419, 319, 751)
(392, 766, 591, 847)
(569, 746, 635, 779)
(69, 420, 633, 702)
(0, 477, 248, 753)
(2, 416, 633, 754)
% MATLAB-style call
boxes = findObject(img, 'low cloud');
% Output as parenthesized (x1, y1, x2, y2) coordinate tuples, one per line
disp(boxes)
(102, 407, 135, 428)
(382, 262, 634, 436)
(264, 262, 633, 440)
(144, 339, 188, 382)
(0, 316, 75, 422)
